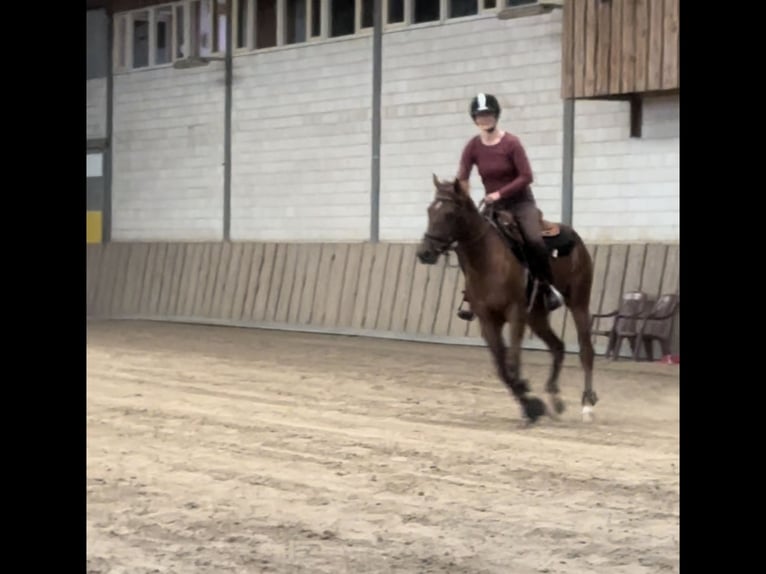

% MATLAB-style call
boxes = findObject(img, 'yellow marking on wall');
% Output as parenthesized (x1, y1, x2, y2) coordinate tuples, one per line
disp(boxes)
(87, 211, 102, 244)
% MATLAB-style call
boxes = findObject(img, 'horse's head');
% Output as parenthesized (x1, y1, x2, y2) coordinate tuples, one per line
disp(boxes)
(416, 174, 474, 265)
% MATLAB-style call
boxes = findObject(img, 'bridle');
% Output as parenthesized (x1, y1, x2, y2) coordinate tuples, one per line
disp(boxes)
(423, 195, 490, 262)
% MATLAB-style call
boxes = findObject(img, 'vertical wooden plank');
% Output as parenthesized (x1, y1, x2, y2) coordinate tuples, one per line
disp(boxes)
(191, 243, 213, 317)
(241, 243, 266, 321)
(274, 243, 299, 323)
(308, 244, 336, 327)
(593, 244, 629, 342)
(156, 243, 179, 316)
(662, 0, 679, 89)
(573, 0, 587, 98)
(641, 244, 668, 299)
(137, 244, 158, 316)
(321, 244, 350, 328)
(296, 244, 322, 325)
(287, 244, 309, 324)
(389, 245, 418, 333)
(251, 243, 278, 322)
(178, 243, 203, 318)
(432, 260, 461, 337)
(595, 0, 611, 95)
(350, 243, 376, 330)
(149, 244, 169, 315)
(229, 243, 255, 320)
(362, 243, 389, 330)
(86, 246, 101, 314)
(609, 0, 623, 94)
(647, 0, 664, 91)
(220, 242, 244, 320)
(622, 243, 647, 293)
(584, 0, 598, 97)
(166, 243, 184, 317)
(200, 243, 224, 318)
(107, 243, 131, 317)
(660, 244, 679, 294)
(405, 256, 429, 335)
(561, 0, 575, 99)
(122, 244, 145, 316)
(621, 0, 636, 94)
(418, 258, 446, 335)
(262, 243, 288, 322)
(337, 244, 365, 328)
(634, 0, 649, 92)
(375, 243, 404, 331)
(209, 241, 233, 319)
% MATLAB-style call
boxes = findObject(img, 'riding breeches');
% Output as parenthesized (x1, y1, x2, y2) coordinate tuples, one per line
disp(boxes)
(504, 200, 555, 285)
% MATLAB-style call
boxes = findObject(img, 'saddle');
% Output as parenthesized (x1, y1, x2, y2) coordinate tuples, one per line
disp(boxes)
(485, 206, 576, 260)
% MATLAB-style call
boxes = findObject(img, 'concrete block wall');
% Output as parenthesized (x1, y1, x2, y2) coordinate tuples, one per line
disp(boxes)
(87, 79, 107, 140)
(230, 37, 373, 242)
(111, 65, 225, 241)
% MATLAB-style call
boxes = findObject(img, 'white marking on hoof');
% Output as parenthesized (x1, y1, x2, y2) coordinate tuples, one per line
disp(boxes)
(582, 405, 595, 423)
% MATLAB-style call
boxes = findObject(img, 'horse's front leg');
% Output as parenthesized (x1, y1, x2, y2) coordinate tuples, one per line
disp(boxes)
(479, 312, 546, 424)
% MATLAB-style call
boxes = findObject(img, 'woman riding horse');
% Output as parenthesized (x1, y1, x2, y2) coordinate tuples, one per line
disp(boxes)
(455, 93, 564, 320)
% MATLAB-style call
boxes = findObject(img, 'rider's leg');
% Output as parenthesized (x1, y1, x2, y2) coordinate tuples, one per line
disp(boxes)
(511, 201, 563, 311)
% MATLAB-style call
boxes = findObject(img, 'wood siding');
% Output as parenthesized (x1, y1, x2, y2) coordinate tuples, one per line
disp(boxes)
(562, 0, 679, 99)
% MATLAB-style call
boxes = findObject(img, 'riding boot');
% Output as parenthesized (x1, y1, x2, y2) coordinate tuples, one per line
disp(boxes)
(456, 290, 475, 321)
(539, 281, 564, 312)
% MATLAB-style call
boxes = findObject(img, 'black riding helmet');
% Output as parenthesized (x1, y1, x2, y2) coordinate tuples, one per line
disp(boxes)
(470, 93, 501, 120)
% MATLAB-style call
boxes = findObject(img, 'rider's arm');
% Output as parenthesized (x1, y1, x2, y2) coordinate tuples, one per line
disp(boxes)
(496, 137, 533, 199)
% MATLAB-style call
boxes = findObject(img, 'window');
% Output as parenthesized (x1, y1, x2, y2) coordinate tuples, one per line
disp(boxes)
(256, 0, 277, 48)
(236, 0, 249, 48)
(449, 0, 477, 18)
(311, 0, 321, 36)
(413, 0, 439, 23)
(331, 0, 355, 37)
(286, 0, 308, 44)
(155, 6, 174, 64)
(360, 0, 373, 29)
(132, 10, 150, 68)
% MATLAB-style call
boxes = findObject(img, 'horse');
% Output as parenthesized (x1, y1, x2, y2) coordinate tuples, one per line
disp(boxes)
(415, 175, 599, 425)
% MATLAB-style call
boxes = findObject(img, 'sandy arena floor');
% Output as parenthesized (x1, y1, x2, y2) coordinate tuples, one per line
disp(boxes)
(86, 319, 679, 574)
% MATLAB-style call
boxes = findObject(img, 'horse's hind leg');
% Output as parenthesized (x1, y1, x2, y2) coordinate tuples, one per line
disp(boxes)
(479, 313, 546, 425)
(570, 304, 598, 422)
(527, 308, 566, 417)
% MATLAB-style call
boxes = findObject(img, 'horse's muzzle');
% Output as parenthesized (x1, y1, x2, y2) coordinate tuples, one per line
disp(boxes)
(417, 248, 439, 265)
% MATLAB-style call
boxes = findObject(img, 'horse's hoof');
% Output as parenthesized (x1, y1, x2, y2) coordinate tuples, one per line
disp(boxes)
(581, 405, 595, 423)
(523, 396, 547, 423)
(549, 394, 566, 415)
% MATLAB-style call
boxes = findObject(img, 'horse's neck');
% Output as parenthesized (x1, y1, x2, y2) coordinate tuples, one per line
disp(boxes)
(455, 210, 498, 275)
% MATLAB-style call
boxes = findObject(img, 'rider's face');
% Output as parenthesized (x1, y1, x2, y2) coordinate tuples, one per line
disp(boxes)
(474, 112, 497, 132)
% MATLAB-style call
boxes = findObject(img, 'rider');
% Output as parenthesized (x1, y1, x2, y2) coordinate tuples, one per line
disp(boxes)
(455, 92, 564, 320)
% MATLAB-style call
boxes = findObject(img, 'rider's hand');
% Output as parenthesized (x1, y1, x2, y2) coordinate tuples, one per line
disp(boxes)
(485, 192, 501, 204)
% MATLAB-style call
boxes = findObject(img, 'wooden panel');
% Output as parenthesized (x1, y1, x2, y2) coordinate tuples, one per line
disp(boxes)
(418, 259, 446, 335)
(200, 243, 223, 318)
(137, 243, 158, 316)
(662, 0, 679, 89)
(593, 244, 629, 336)
(573, 0, 588, 97)
(229, 243, 255, 321)
(659, 244, 679, 294)
(241, 243, 266, 321)
(621, 243, 646, 292)
(220, 242, 245, 321)
(263, 243, 289, 322)
(389, 245, 418, 333)
(608, 0, 623, 94)
(208, 241, 232, 319)
(251, 243, 277, 322)
(337, 244, 365, 328)
(350, 243, 376, 329)
(309, 244, 337, 327)
(274, 243, 299, 323)
(562, 244, 605, 349)
(107, 243, 130, 316)
(362, 243, 389, 330)
(621, 0, 636, 94)
(296, 244, 322, 325)
(432, 261, 461, 337)
(156, 243, 180, 316)
(647, 0, 664, 90)
(321, 244, 350, 327)
(634, 0, 649, 92)
(641, 243, 668, 298)
(287, 245, 310, 325)
(163, 243, 186, 317)
(595, 0, 612, 96)
(376, 244, 404, 331)
(178, 244, 203, 318)
(405, 257, 429, 335)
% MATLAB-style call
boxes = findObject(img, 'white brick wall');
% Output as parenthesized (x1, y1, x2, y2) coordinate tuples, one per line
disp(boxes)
(87, 78, 107, 140)
(230, 37, 372, 241)
(380, 12, 679, 243)
(111, 65, 225, 241)
(572, 94, 679, 241)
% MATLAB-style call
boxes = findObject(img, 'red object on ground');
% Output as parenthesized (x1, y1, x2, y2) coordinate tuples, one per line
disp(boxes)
(658, 355, 679, 365)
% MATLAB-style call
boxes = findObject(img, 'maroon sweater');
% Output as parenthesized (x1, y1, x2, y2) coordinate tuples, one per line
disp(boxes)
(457, 132, 535, 204)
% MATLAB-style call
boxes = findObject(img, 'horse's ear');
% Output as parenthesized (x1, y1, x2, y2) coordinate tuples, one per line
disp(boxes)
(432, 173, 441, 188)
(454, 178, 470, 198)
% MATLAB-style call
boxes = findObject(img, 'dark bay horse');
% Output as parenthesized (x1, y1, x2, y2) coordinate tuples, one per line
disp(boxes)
(416, 175, 599, 425)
